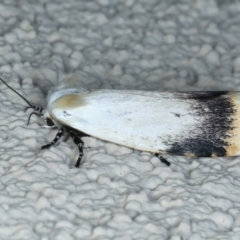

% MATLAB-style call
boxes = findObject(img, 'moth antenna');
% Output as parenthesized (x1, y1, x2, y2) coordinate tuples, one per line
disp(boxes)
(27, 112, 42, 125)
(0, 77, 43, 125)
(0, 77, 33, 107)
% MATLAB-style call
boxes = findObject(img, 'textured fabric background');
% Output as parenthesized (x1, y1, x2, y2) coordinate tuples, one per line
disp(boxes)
(0, 0, 239, 239)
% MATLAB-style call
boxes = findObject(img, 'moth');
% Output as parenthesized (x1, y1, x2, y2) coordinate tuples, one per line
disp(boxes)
(1, 76, 239, 167)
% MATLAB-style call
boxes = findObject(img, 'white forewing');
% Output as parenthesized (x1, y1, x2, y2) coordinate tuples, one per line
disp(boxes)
(49, 90, 203, 153)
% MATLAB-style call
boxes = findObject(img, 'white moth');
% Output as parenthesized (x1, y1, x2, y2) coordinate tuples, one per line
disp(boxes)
(1, 76, 239, 167)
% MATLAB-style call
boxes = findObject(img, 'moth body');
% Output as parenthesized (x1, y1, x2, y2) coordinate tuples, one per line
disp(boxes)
(1, 76, 239, 167)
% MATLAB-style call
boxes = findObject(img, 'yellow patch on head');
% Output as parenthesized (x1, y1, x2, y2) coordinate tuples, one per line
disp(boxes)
(53, 94, 84, 109)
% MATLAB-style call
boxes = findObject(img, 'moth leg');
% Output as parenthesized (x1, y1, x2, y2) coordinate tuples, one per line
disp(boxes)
(67, 129, 88, 168)
(154, 153, 171, 166)
(25, 106, 43, 125)
(25, 106, 43, 114)
(73, 136, 84, 168)
(27, 112, 41, 125)
(41, 128, 64, 149)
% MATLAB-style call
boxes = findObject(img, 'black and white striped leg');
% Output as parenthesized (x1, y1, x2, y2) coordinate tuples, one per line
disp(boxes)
(67, 129, 88, 168)
(73, 136, 84, 168)
(154, 153, 171, 166)
(25, 105, 43, 114)
(41, 128, 64, 149)
(25, 106, 44, 125)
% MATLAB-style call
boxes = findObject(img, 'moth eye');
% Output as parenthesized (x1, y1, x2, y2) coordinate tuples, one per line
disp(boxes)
(45, 118, 55, 127)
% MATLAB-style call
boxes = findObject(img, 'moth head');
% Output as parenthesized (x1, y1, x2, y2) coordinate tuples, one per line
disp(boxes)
(0, 77, 59, 128)
(43, 110, 56, 128)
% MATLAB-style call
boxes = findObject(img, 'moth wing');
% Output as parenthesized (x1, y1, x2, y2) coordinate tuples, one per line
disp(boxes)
(49, 90, 214, 155)
(50, 90, 240, 157)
